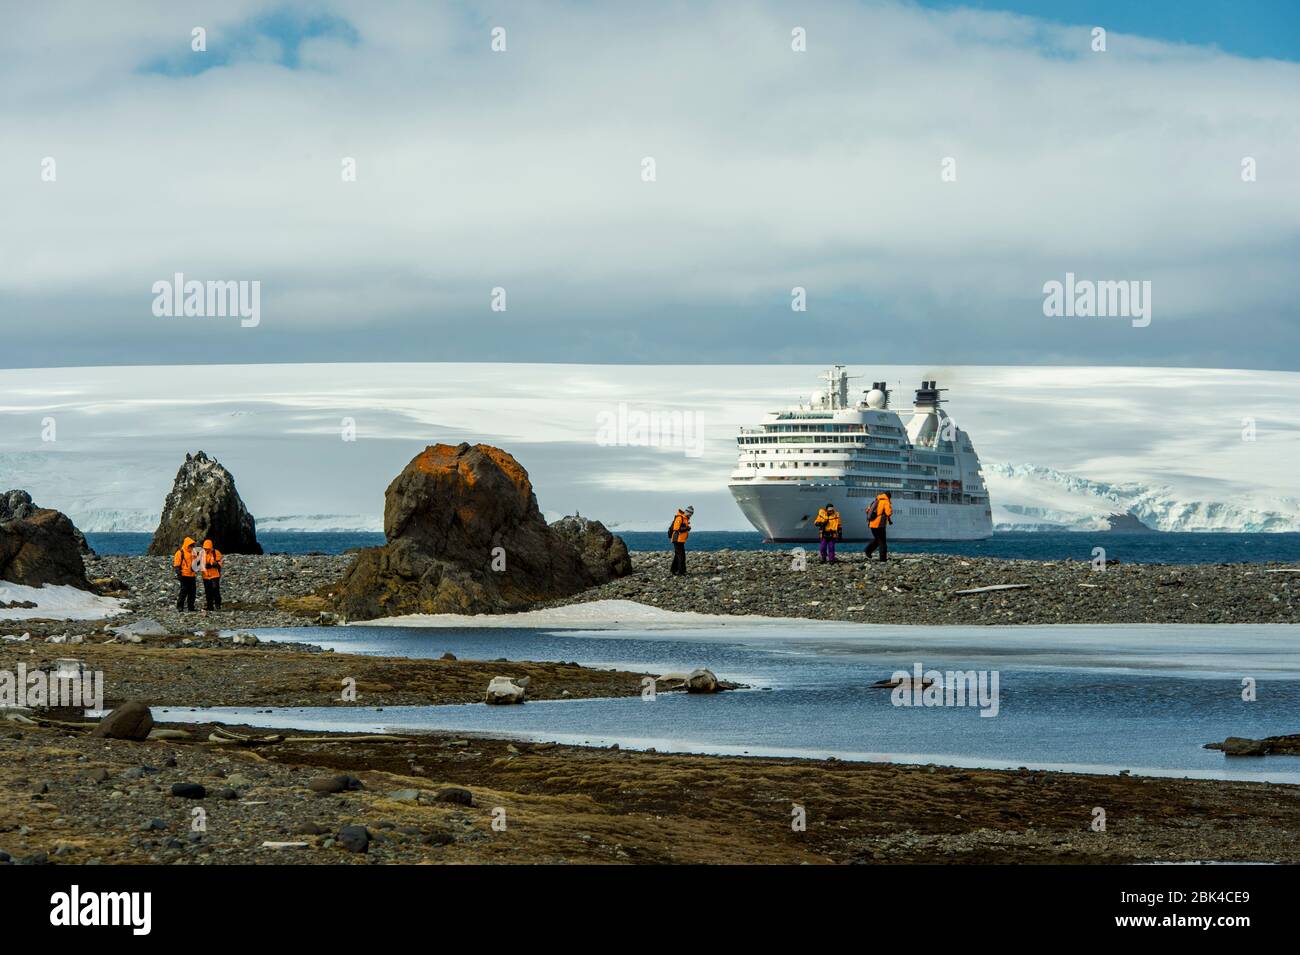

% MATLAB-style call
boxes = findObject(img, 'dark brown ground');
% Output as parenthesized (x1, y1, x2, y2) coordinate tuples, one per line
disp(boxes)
(2, 640, 1298, 865)
(0, 640, 649, 709)
(4, 720, 1300, 865)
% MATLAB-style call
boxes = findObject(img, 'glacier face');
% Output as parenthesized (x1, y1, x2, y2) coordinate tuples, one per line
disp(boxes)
(69, 510, 383, 534)
(985, 462, 1300, 533)
(3, 363, 1300, 535)
(255, 514, 383, 533)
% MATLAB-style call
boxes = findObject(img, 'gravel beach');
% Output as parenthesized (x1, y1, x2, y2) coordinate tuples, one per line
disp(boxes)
(4, 548, 1300, 866)
(81, 552, 354, 631)
(68, 549, 1300, 629)
(547, 550, 1300, 625)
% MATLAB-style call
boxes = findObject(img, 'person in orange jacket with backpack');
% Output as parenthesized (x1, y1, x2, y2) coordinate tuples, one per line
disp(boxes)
(669, 506, 693, 577)
(201, 539, 223, 610)
(814, 504, 842, 563)
(172, 537, 198, 611)
(864, 491, 893, 562)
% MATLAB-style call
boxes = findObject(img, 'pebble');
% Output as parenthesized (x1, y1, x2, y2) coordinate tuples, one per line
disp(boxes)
(337, 825, 370, 853)
(433, 787, 474, 807)
(308, 774, 362, 794)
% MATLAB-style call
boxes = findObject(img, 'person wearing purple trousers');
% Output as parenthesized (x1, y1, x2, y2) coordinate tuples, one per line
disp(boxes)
(815, 504, 842, 563)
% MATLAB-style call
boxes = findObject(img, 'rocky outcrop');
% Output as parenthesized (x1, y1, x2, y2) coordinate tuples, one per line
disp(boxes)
(1106, 512, 1157, 533)
(146, 452, 262, 556)
(2, 490, 92, 555)
(0, 492, 92, 589)
(549, 515, 633, 580)
(1205, 734, 1300, 757)
(333, 442, 631, 619)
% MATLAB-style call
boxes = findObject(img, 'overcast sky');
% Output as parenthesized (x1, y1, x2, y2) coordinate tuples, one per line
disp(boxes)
(3, 1, 1298, 369)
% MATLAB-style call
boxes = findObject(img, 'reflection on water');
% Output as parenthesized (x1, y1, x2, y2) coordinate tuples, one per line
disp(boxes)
(170, 622, 1300, 783)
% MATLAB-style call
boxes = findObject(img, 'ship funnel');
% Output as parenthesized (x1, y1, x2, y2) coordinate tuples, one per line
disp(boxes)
(914, 379, 946, 408)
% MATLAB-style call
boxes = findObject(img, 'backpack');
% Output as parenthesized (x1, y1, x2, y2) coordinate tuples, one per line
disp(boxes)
(866, 500, 879, 522)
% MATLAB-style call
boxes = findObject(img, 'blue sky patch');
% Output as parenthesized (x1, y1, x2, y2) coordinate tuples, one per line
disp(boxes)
(140, 8, 360, 76)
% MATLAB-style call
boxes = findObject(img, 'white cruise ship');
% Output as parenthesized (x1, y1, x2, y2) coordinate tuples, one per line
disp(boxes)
(729, 367, 993, 542)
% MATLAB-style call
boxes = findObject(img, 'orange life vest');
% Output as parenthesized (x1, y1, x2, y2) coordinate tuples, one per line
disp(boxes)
(202, 545, 222, 579)
(173, 538, 197, 578)
(868, 494, 893, 529)
(670, 511, 691, 543)
(816, 508, 842, 535)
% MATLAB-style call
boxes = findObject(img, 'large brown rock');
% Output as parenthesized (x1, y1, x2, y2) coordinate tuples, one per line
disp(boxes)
(0, 492, 91, 589)
(146, 451, 262, 556)
(1, 490, 93, 555)
(91, 700, 154, 740)
(334, 443, 630, 619)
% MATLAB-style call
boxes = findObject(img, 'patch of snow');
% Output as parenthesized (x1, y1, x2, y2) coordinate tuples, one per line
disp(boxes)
(355, 598, 813, 630)
(0, 582, 126, 620)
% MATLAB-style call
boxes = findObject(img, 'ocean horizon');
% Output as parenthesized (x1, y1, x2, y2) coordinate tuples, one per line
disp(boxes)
(85, 529, 1300, 564)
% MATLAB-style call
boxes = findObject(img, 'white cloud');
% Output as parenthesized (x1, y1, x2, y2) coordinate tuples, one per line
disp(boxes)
(2, 1, 1297, 366)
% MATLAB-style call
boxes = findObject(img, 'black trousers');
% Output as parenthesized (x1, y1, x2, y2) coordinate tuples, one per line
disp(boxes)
(865, 525, 888, 561)
(176, 576, 197, 610)
(203, 578, 222, 610)
(671, 541, 687, 576)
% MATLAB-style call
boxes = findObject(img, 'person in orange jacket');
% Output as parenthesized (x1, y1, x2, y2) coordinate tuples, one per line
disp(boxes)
(201, 539, 223, 611)
(864, 491, 893, 562)
(814, 504, 842, 563)
(172, 536, 198, 611)
(669, 506, 693, 577)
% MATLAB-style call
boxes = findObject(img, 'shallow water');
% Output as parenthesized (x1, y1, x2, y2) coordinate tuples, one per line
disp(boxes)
(157, 621, 1300, 783)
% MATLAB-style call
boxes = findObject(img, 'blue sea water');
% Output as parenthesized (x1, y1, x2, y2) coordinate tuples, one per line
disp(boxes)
(159, 621, 1300, 783)
(88, 530, 1300, 564)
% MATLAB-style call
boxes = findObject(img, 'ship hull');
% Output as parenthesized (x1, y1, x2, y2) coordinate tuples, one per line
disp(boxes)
(730, 482, 993, 542)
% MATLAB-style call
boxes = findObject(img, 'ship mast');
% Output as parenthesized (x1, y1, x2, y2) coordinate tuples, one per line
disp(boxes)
(823, 365, 857, 410)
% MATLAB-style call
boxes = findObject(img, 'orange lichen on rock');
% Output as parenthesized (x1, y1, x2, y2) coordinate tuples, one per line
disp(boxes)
(333, 442, 630, 619)
(411, 444, 466, 476)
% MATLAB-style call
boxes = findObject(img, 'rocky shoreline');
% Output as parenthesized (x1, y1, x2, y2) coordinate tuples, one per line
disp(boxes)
(48, 549, 1300, 631)
(83, 552, 354, 631)
(4, 548, 1300, 866)
(547, 550, 1300, 625)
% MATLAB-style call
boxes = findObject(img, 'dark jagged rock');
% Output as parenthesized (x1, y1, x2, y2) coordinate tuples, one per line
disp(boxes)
(337, 824, 370, 853)
(1, 491, 93, 555)
(1105, 511, 1158, 533)
(146, 452, 262, 556)
(0, 492, 91, 589)
(333, 442, 630, 619)
(550, 514, 633, 581)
